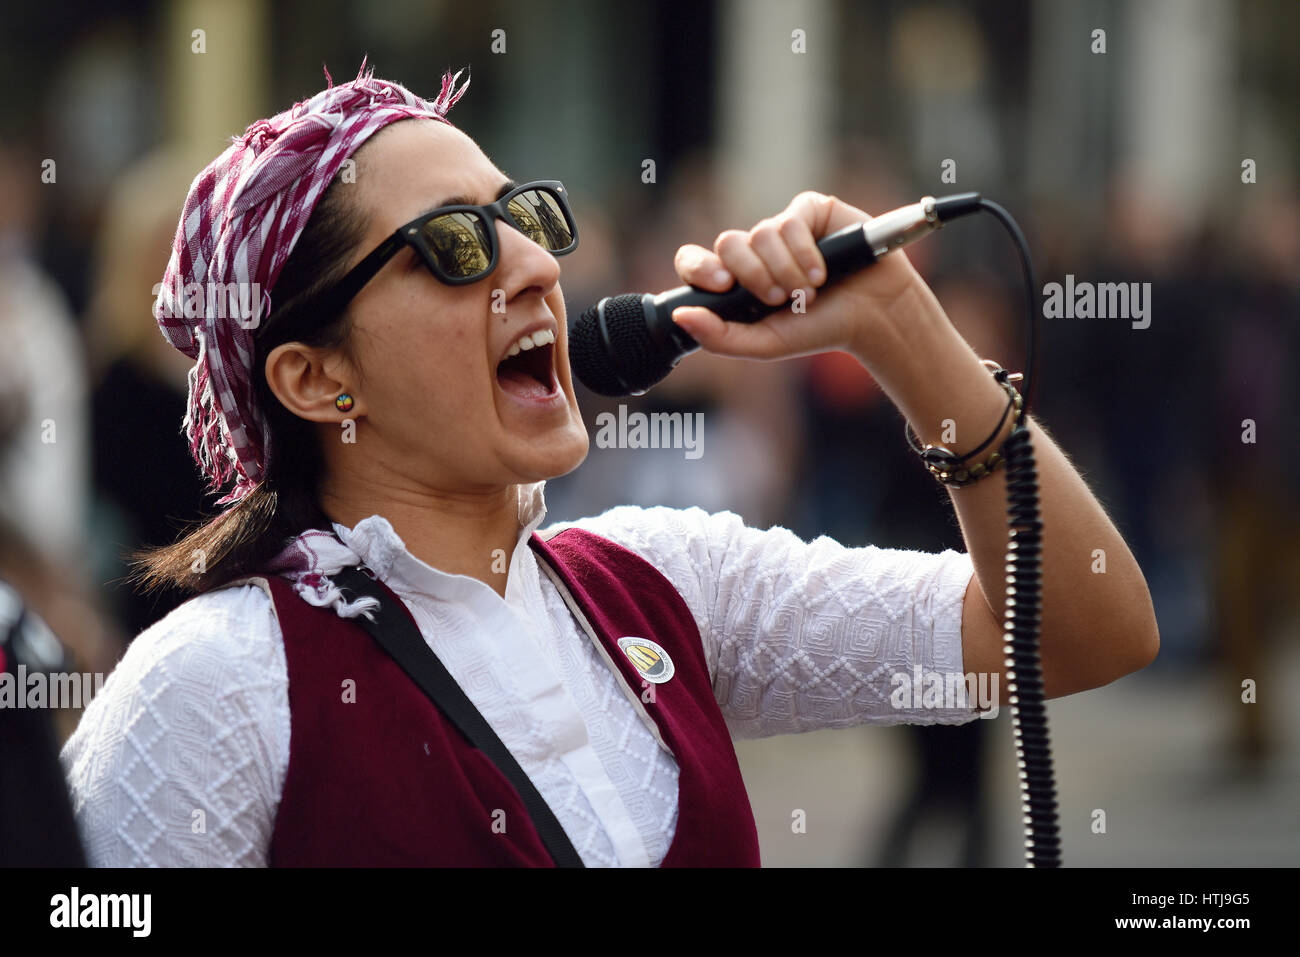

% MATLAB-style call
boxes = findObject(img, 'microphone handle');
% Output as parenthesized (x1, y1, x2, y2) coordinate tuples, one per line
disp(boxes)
(649, 220, 878, 332)
(632, 193, 978, 374)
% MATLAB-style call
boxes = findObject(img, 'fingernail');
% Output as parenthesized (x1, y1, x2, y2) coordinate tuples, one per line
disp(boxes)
(809, 266, 825, 284)
(767, 286, 785, 304)
(713, 269, 730, 285)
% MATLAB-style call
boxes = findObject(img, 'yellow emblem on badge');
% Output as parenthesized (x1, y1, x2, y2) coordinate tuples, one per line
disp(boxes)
(617, 636, 675, 684)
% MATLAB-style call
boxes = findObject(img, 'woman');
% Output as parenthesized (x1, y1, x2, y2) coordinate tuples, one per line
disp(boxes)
(61, 65, 1158, 867)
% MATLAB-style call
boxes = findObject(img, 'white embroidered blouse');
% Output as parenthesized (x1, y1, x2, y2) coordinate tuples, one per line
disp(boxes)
(60, 481, 980, 867)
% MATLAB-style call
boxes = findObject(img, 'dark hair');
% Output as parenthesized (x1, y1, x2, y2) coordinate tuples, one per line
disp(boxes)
(130, 172, 368, 597)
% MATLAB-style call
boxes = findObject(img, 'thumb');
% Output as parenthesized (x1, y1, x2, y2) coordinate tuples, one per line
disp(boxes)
(670, 306, 718, 342)
(671, 306, 740, 353)
(670, 306, 786, 360)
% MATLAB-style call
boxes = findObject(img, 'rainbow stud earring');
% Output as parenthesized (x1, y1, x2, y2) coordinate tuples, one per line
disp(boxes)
(334, 393, 354, 413)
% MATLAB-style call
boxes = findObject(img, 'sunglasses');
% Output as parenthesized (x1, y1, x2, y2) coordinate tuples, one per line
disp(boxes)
(317, 180, 578, 317)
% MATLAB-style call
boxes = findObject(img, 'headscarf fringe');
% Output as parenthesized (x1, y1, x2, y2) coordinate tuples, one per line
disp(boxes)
(290, 574, 381, 620)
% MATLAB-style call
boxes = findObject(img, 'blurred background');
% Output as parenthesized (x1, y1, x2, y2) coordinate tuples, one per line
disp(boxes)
(0, 0, 1296, 865)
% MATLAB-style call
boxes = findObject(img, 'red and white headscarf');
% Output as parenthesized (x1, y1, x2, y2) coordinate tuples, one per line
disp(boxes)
(156, 61, 468, 506)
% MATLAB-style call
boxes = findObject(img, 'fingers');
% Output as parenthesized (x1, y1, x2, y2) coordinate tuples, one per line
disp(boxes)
(749, 215, 824, 304)
(715, 228, 787, 306)
(672, 191, 864, 316)
(673, 243, 734, 292)
(780, 191, 838, 278)
(667, 191, 883, 364)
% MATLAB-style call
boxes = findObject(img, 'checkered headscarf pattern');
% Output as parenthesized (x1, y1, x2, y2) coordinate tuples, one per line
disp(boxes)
(156, 61, 468, 505)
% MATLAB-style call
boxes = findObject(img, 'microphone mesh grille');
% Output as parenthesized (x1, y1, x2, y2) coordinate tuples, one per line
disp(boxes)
(571, 295, 671, 397)
(569, 305, 626, 397)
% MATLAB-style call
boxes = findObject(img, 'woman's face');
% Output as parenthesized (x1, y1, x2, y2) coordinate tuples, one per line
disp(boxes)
(332, 119, 589, 492)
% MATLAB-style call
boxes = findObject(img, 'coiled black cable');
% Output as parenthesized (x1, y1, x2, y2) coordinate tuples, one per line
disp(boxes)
(976, 197, 1060, 867)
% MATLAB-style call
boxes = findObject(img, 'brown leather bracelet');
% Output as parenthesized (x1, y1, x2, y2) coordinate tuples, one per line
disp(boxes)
(905, 361, 1024, 488)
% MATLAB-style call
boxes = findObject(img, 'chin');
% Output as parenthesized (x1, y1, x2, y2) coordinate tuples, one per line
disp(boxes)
(503, 418, 590, 482)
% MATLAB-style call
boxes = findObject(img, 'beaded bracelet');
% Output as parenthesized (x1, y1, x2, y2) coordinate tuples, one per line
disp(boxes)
(904, 360, 1024, 488)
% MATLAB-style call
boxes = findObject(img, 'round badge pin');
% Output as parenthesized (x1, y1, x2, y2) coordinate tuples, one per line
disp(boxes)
(617, 636, 675, 684)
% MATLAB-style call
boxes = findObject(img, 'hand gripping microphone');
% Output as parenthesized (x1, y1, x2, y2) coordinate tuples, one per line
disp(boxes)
(569, 192, 983, 397)
(571, 190, 1063, 867)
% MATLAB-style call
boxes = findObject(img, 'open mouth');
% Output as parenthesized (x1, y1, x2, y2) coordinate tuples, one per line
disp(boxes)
(496, 332, 559, 401)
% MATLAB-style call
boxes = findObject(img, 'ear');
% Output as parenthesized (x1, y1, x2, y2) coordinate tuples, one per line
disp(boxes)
(263, 341, 361, 423)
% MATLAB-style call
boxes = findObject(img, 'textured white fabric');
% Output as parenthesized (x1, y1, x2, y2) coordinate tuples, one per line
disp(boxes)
(60, 481, 980, 867)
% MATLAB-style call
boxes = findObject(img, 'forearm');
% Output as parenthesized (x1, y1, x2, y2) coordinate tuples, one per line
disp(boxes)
(851, 279, 1160, 698)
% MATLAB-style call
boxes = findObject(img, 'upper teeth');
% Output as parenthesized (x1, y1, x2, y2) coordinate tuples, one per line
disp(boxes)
(504, 328, 556, 358)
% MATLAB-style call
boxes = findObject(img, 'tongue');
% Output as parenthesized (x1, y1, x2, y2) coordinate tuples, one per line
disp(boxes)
(497, 367, 553, 399)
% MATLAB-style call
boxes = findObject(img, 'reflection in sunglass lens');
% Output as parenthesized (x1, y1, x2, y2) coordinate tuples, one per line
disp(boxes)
(423, 211, 492, 278)
(507, 189, 573, 251)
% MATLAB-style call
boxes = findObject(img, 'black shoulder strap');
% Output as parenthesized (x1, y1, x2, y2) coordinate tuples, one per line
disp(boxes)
(330, 565, 584, 868)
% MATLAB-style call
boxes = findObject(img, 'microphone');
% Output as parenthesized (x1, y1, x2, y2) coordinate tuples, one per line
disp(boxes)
(570, 192, 983, 396)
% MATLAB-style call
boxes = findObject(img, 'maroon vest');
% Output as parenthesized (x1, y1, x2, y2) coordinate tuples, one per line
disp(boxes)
(261, 526, 760, 866)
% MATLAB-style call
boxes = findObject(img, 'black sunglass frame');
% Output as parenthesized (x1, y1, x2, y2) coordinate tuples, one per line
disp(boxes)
(315, 179, 578, 319)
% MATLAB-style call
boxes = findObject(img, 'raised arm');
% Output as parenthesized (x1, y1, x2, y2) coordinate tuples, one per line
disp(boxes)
(670, 192, 1160, 706)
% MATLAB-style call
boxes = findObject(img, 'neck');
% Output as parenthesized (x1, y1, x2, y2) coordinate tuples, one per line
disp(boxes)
(318, 469, 524, 600)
